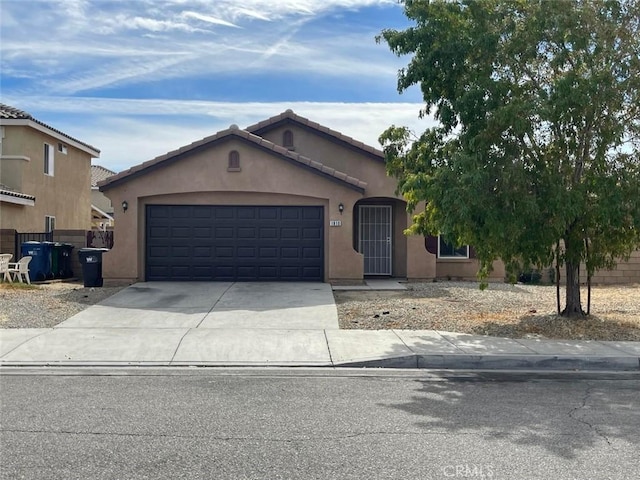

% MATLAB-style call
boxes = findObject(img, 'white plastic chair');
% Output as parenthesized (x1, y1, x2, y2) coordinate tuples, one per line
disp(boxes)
(0, 254, 13, 282)
(8, 256, 31, 284)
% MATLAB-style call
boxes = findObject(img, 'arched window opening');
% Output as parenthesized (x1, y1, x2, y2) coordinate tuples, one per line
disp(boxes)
(283, 130, 294, 149)
(228, 150, 241, 171)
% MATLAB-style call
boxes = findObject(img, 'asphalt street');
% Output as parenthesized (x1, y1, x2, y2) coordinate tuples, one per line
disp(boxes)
(1, 368, 638, 480)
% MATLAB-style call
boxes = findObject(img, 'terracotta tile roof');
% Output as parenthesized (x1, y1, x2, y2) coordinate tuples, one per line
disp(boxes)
(91, 165, 116, 187)
(99, 125, 367, 192)
(0, 183, 36, 201)
(0, 103, 100, 154)
(246, 109, 385, 160)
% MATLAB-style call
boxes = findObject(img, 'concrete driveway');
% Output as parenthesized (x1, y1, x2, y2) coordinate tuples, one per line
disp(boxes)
(57, 282, 339, 330)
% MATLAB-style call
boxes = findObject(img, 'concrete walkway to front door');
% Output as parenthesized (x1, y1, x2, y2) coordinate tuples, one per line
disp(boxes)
(56, 282, 339, 330)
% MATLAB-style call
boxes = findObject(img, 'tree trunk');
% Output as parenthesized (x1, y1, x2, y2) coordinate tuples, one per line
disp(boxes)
(562, 260, 585, 317)
(556, 241, 561, 315)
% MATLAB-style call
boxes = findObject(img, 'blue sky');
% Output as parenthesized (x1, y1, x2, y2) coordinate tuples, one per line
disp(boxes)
(1, 0, 434, 173)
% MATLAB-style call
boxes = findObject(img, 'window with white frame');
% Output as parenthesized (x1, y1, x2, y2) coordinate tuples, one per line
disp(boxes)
(44, 143, 54, 175)
(45, 215, 56, 233)
(438, 236, 469, 259)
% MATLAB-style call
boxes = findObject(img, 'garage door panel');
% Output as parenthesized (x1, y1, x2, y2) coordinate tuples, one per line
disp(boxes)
(171, 246, 190, 257)
(281, 208, 302, 220)
(192, 265, 213, 277)
(259, 247, 278, 258)
(149, 226, 169, 238)
(214, 246, 233, 258)
(194, 246, 213, 257)
(281, 247, 300, 258)
(237, 247, 256, 258)
(281, 228, 300, 239)
(149, 206, 171, 218)
(215, 227, 234, 238)
(303, 247, 321, 259)
(238, 227, 256, 239)
(259, 228, 277, 239)
(192, 206, 213, 218)
(237, 208, 256, 220)
(146, 205, 323, 281)
(303, 228, 321, 239)
(258, 207, 278, 220)
(193, 227, 212, 237)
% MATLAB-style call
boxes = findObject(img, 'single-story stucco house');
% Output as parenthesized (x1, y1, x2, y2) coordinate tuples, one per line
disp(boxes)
(98, 110, 505, 283)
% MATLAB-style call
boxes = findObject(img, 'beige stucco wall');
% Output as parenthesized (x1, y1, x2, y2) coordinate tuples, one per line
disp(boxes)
(579, 250, 640, 285)
(101, 137, 368, 282)
(259, 125, 399, 197)
(436, 258, 506, 281)
(0, 125, 92, 232)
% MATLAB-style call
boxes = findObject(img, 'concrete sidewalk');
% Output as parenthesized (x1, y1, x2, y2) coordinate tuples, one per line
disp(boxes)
(1, 281, 638, 371)
(1, 326, 638, 370)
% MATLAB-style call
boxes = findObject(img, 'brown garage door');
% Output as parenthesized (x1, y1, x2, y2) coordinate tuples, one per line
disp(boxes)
(145, 205, 324, 281)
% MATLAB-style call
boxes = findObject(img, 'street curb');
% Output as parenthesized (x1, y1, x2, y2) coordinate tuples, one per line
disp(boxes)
(1, 355, 638, 371)
(331, 354, 640, 371)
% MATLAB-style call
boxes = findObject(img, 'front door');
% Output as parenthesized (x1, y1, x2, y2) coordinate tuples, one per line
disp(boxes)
(358, 205, 392, 275)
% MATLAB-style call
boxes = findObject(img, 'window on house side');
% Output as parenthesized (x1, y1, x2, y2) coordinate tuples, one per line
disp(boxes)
(44, 143, 54, 175)
(283, 130, 294, 149)
(438, 236, 469, 259)
(45, 215, 56, 233)
(228, 150, 240, 170)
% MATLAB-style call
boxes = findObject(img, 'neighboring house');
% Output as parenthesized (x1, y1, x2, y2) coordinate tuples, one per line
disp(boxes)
(99, 110, 505, 283)
(91, 165, 116, 230)
(0, 104, 100, 236)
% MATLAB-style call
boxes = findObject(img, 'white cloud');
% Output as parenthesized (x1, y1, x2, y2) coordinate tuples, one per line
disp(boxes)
(1, 0, 404, 94)
(180, 11, 240, 28)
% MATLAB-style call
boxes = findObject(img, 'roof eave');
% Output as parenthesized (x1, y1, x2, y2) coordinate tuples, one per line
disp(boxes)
(0, 192, 36, 206)
(246, 112, 385, 162)
(0, 118, 100, 157)
(99, 130, 366, 194)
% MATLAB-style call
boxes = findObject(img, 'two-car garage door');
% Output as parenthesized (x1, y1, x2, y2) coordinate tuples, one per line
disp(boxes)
(145, 205, 324, 281)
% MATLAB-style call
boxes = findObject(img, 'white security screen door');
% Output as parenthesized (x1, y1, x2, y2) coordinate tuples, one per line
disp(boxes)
(358, 205, 392, 275)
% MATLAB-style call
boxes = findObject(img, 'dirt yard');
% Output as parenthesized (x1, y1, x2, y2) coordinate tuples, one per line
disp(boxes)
(335, 282, 640, 341)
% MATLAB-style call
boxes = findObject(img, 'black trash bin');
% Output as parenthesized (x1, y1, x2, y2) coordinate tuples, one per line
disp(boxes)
(78, 248, 108, 287)
(52, 243, 74, 278)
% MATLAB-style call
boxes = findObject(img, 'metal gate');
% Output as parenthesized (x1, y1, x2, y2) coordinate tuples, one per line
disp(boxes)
(358, 205, 392, 275)
(15, 231, 53, 259)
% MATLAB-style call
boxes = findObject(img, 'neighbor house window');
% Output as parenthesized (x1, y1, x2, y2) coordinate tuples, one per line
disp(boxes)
(228, 150, 240, 171)
(283, 130, 294, 149)
(45, 215, 56, 233)
(438, 236, 469, 259)
(44, 143, 54, 175)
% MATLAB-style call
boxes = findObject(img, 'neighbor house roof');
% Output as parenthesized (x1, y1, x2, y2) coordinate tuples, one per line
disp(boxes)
(246, 109, 385, 161)
(91, 165, 116, 188)
(99, 125, 367, 193)
(0, 103, 100, 157)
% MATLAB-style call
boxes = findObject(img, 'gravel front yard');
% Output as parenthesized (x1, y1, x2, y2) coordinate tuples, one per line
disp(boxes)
(336, 282, 640, 341)
(0, 281, 130, 329)
(1, 280, 639, 341)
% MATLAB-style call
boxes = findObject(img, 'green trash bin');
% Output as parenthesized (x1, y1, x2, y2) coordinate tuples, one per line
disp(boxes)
(49, 242, 61, 279)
